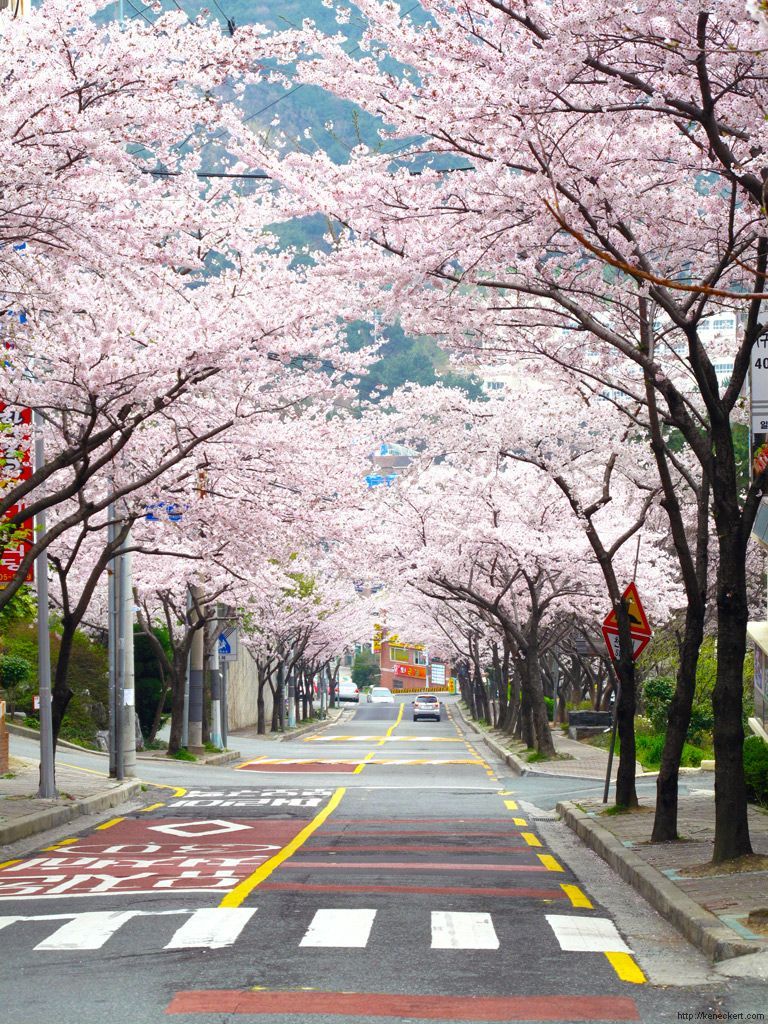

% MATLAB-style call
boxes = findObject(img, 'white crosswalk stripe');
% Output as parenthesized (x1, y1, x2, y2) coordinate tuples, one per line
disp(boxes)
(545, 915, 631, 952)
(300, 908, 377, 948)
(165, 908, 257, 950)
(430, 911, 499, 950)
(35, 910, 142, 951)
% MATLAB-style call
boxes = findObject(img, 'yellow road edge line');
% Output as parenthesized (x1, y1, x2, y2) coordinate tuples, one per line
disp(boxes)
(42, 838, 79, 851)
(605, 952, 646, 984)
(142, 782, 187, 797)
(512, 817, 527, 827)
(95, 817, 124, 830)
(561, 883, 593, 909)
(220, 787, 346, 908)
(59, 762, 110, 778)
(0, 859, 22, 871)
(139, 802, 165, 813)
(538, 854, 564, 872)
(521, 832, 542, 848)
(504, 799, 519, 811)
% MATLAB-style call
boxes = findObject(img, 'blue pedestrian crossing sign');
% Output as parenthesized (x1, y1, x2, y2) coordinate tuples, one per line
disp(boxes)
(218, 634, 231, 656)
(218, 628, 238, 662)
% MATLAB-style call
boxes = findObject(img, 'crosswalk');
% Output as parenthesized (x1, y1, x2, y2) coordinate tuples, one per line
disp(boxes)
(0, 906, 632, 957)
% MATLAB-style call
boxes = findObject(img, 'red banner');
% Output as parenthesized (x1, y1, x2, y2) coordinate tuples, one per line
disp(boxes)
(0, 404, 33, 587)
(394, 664, 426, 679)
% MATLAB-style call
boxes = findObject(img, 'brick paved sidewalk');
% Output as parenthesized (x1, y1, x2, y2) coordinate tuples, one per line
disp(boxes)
(1, 755, 141, 846)
(560, 794, 768, 962)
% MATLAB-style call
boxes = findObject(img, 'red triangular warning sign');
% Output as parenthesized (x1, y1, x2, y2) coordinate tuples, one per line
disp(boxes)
(602, 582, 651, 635)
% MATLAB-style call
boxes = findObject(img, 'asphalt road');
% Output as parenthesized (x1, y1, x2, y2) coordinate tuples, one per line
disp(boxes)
(2, 698, 763, 1024)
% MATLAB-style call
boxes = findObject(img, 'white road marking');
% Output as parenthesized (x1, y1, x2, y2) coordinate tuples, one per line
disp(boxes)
(34, 910, 141, 950)
(431, 911, 499, 950)
(165, 908, 257, 949)
(545, 915, 631, 952)
(299, 908, 377, 948)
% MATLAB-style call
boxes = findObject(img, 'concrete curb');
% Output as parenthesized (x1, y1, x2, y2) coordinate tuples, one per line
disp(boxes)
(8, 722, 103, 754)
(557, 801, 764, 963)
(135, 750, 241, 766)
(0, 780, 143, 847)
(451, 704, 530, 775)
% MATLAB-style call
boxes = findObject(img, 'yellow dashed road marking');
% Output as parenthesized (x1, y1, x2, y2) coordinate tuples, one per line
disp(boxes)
(561, 884, 593, 909)
(512, 817, 527, 827)
(0, 859, 22, 871)
(95, 817, 124, 830)
(139, 802, 165, 813)
(605, 952, 646, 984)
(521, 832, 542, 848)
(538, 854, 564, 872)
(504, 799, 519, 811)
(41, 838, 79, 851)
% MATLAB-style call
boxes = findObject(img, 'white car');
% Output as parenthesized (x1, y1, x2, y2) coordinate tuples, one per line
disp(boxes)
(412, 693, 441, 721)
(338, 680, 360, 703)
(367, 686, 395, 704)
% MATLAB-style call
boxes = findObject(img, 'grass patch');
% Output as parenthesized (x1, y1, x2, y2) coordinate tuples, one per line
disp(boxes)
(586, 726, 712, 770)
(203, 742, 223, 754)
(170, 748, 197, 762)
(2, 772, 15, 779)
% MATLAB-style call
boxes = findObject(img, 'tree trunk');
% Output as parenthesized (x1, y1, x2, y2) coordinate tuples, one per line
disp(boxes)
(711, 526, 753, 862)
(51, 619, 75, 756)
(166, 655, 187, 755)
(613, 653, 638, 809)
(147, 682, 169, 745)
(652, 611, 705, 841)
(525, 642, 556, 757)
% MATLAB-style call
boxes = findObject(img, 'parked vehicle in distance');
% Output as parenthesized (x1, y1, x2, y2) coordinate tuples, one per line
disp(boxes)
(338, 681, 360, 703)
(367, 686, 395, 704)
(412, 693, 441, 722)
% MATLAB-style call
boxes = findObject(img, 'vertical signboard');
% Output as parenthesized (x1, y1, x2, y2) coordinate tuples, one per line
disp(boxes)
(0, 403, 34, 587)
(750, 336, 768, 478)
(755, 646, 767, 728)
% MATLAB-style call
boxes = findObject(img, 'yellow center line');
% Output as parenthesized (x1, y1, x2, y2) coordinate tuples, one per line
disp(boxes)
(561, 884, 593, 909)
(355, 702, 404, 775)
(95, 817, 124, 830)
(220, 787, 346, 908)
(605, 952, 646, 984)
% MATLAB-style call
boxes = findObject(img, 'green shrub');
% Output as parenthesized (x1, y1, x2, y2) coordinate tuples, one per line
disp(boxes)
(543, 696, 554, 721)
(743, 735, 768, 807)
(642, 676, 675, 733)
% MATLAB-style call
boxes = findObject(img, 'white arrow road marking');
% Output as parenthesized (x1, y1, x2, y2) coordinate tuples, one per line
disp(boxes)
(165, 908, 257, 950)
(545, 915, 631, 952)
(430, 911, 499, 950)
(34, 911, 142, 951)
(299, 909, 377, 948)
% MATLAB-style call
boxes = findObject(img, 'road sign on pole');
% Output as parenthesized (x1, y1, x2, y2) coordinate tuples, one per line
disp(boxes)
(601, 582, 652, 663)
(218, 628, 238, 662)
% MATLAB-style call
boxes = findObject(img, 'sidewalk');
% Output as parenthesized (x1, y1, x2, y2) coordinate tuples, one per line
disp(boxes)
(458, 707, 768, 973)
(0, 754, 142, 847)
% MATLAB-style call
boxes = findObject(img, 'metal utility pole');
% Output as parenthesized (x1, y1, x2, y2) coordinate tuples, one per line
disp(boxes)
(34, 411, 56, 798)
(187, 586, 205, 753)
(107, 504, 117, 777)
(220, 656, 228, 750)
(121, 543, 136, 776)
(208, 612, 223, 749)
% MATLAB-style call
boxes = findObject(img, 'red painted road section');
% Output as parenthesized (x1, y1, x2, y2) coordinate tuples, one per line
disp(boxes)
(284, 860, 549, 872)
(306, 843, 530, 854)
(0, 818, 305, 899)
(238, 762, 357, 773)
(262, 881, 569, 899)
(166, 990, 640, 1021)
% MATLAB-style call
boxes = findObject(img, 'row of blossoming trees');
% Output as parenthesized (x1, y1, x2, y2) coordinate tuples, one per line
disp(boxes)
(245, 0, 767, 864)
(1, 0, 766, 866)
(0, 1, 380, 757)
